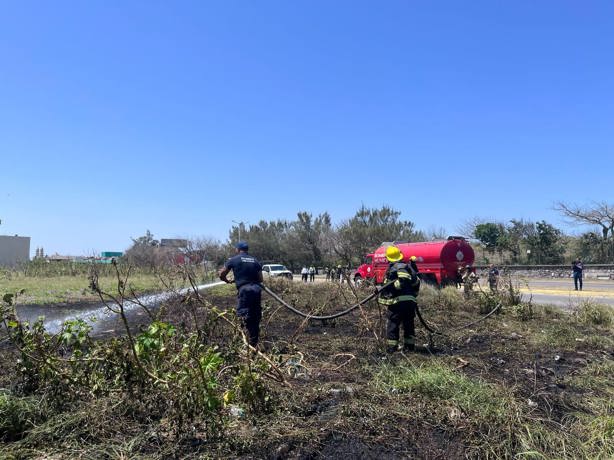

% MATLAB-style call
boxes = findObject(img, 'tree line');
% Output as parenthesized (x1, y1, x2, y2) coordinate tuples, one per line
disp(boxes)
(123, 202, 614, 270)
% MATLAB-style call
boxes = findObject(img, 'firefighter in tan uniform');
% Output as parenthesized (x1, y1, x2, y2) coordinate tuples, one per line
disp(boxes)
(462, 265, 478, 297)
(378, 246, 420, 353)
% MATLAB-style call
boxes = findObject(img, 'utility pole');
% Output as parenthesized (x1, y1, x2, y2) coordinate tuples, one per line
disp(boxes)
(232, 220, 249, 241)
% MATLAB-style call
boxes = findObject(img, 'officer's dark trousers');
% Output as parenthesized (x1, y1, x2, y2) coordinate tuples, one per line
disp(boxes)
(573, 273, 583, 290)
(386, 300, 416, 344)
(237, 283, 262, 347)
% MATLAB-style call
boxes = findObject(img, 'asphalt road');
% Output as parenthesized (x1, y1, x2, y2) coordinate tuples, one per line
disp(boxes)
(300, 275, 614, 309)
(486, 277, 614, 308)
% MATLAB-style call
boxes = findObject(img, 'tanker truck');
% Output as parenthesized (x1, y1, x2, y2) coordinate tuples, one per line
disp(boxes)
(353, 237, 475, 286)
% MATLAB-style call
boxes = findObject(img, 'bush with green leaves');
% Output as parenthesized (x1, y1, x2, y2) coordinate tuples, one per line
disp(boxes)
(575, 300, 613, 327)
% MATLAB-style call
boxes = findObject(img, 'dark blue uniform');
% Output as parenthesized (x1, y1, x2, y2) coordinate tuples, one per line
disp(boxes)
(379, 262, 420, 352)
(572, 260, 583, 291)
(224, 253, 263, 346)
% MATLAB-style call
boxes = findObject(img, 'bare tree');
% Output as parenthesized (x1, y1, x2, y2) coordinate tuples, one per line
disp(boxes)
(554, 201, 614, 240)
(456, 217, 487, 239)
(555, 201, 614, 262)
(424, 226, 447, 241)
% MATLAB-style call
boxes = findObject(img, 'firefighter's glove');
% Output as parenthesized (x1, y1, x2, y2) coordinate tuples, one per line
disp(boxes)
(394, 279, 402, 290)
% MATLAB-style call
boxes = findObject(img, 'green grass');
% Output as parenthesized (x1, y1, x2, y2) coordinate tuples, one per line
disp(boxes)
(0, 394, 45, 441)
(374, 361, 519, 424)
(0, 273, 180, 305)
(418, 284, 465, 311)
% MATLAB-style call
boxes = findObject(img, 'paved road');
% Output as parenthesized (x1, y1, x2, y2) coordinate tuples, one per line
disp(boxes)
(301, 275, 614, 308)
(489, 277, 614, 308)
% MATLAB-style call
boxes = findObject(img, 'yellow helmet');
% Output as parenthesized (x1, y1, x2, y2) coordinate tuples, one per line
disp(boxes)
(410, 255, 417, 262)
(385, 245, 403, 263)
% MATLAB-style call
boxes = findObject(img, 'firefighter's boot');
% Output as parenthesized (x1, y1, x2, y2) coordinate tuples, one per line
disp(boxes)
(403, 336, 415, 352)
(386, 339, 398, 354)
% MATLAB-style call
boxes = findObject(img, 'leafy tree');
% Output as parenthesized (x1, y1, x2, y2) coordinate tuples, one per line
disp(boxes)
(333, 205, 419, 265)
(526, 221, 565, 264)
(124, 230, 162, 267)
(498, 219, 535, 263)
(291, 212, 332, 266)
(474, 223, 505, 254)
(229, 220, 290, 265)
(131, 230, 159, 247)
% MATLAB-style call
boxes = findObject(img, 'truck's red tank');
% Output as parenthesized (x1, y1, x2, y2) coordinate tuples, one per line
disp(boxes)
(356, 238, 475, 285)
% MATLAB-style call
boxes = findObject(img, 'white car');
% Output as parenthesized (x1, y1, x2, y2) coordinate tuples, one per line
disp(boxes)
(262, 264, 293, 280)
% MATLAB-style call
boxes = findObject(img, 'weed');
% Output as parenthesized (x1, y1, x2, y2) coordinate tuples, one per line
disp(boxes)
(374, 362, 518, 424)
(0, 394, 45, 441)
(510, 303, 535, 321)
(532, 322, 579, 349)
(575, 300, 613, 327)
(418, 285, 464, 311)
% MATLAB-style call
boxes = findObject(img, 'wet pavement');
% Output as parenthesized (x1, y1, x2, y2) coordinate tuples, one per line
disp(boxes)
(14, 281, 226, 337)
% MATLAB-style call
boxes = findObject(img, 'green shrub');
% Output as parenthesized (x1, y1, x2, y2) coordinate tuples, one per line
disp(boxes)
(575, 301, 613, 327)
(510, 302, 535, 321)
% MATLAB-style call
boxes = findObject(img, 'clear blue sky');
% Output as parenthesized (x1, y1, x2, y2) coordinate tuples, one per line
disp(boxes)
(1, 1, 612, 256)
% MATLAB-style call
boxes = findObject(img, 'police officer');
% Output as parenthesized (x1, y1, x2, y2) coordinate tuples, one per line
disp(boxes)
(572, 258, 584, 291)
(378, 245, 420, 353)
(218, 241, 263, 348)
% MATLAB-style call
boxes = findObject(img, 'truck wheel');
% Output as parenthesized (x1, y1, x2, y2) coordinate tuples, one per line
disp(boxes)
(354, 275, 363, 287)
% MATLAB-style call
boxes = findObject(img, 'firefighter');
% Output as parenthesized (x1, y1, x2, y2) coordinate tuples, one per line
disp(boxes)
(487, 264, 499, 292)
(218, 241, 264, 348)
(462, 265, 478, 298)
(378, 245, 420, 353)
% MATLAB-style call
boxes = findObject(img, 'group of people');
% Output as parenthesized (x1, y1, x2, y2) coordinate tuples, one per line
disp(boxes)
(218, 240, 588, 353)
(324, 266, 346, 282)
(218, 241, 421, 353)
(456, 264, 500, 296)
(300, 266, 316, 282)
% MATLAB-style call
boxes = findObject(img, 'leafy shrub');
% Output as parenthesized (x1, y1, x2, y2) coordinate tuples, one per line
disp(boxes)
(575, 300, 613, 327)
(510, 302, 535, 321)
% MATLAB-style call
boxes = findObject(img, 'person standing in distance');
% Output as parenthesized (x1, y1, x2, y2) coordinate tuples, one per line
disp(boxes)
(572, 258, 584, 291)
(219, 241, 263, 348)
(488, 264, 500, 292)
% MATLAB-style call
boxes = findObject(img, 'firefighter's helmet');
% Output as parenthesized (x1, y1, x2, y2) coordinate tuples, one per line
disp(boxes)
(385, 245, 403, 263)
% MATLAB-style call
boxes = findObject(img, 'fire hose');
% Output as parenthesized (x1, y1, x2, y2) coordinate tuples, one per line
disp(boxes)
(262, 282, 502, 336)
(261, 283, 386, 321)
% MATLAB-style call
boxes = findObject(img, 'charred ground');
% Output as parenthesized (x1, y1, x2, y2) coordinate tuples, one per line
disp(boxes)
(0, 277, 612, 459)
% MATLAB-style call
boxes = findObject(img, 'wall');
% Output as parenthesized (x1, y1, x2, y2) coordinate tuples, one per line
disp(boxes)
(476, 264, 614, 279)
(0, 235, 31, 267)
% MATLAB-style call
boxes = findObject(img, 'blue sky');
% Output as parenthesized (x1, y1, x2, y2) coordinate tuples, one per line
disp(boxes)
(1, 1, 612, 256)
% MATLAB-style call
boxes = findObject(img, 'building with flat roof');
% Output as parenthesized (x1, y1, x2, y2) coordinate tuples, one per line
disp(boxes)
(0, 235, 31, 267)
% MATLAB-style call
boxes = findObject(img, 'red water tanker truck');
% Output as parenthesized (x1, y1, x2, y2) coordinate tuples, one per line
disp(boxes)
(353, 237, 475, 286)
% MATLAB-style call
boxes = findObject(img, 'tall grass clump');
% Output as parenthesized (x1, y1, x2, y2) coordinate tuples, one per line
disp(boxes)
(418, 284, 464, 311)
(575, 300, 613, 327)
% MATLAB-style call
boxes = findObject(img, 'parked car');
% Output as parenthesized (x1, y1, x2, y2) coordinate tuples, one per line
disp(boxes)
(262, 264, 293, 280)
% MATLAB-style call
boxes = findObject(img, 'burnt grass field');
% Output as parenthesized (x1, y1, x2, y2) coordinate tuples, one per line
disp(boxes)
(0, 276, 613, 459)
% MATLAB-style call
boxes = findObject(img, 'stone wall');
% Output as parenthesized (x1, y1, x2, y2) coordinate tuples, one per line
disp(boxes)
(476, 264, 614, 279)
